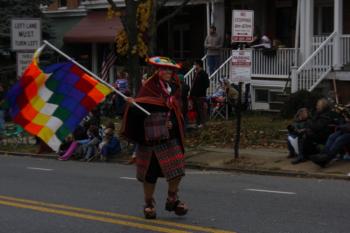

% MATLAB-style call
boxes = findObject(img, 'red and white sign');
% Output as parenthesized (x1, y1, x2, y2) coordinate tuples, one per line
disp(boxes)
(232, 10, 254, 43)
(230, 50, 252, 82)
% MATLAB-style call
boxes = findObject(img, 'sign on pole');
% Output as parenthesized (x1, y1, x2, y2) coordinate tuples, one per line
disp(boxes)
(11, 18, 41, 51)
(16, 52, 34, 78)
(229, 50, 252, 83)
(232, 10, 254, 43)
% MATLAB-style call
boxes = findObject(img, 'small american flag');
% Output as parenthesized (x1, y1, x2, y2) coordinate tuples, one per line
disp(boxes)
(101, 50, 117, 82)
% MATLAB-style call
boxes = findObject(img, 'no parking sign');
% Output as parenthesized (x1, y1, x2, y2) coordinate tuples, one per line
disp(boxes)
(229, 50, 252, 83)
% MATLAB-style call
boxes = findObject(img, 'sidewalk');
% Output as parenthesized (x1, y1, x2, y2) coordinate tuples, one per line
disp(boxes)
(1, 146, 350, 180)
(185, 146, 350, 180)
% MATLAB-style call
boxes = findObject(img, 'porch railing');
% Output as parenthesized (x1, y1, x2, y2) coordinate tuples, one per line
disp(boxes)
(341, 34, 350, 65)
(206, 48, 297, 95)
(252, 48, 297, 78)
(312, 35, 328, 51)
(208, 56, 232, 96)
(292, 31, 336, 92)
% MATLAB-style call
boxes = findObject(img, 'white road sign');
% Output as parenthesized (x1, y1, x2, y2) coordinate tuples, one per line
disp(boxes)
(17, 52, 34, 78)
(230, 50, 252, 83)
(232, 10, 254, 43)
(11, 18, 41, 51)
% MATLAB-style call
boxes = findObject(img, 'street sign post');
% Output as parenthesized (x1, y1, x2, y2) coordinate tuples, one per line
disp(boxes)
(232, 10, 254, 43)
(11, 18, 41, 51)
(231, 10, 254, 157)
(230, 50, 252, 83)
(230, 49, 253, 158)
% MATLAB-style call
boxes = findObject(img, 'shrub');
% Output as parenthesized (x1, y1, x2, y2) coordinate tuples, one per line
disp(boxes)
(280, 90, 323, 118)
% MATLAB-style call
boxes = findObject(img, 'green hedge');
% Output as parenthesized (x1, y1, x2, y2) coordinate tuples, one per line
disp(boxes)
(280, 90, 323, 118)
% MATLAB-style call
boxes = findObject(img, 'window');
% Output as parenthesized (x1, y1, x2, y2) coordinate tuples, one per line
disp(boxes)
(314, 5, 334, 35)
(255, 89, 283, 103)
(58, 0, 67, 8)
(172, 24, 191, 59)
(255, 89, 269, 102)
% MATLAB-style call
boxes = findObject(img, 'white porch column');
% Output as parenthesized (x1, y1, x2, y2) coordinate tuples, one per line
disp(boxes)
(294, 0, 301, 66)
(299, 0, 306, 62)
(333, 0, 343, 70)
(206, 2, 210, 35)
(212, 1, 225, 40)
(291, 66, 298, 93)
(211, 0, 215, 25)
(305, 0, 314, 59)
(91, 43, 98, 74)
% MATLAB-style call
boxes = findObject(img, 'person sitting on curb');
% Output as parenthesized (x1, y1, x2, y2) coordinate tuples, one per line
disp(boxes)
(57, 135, 74, 158)
(310, 108, 350, 167)
(286, 108, 311, 164)
(292, 98, 335, 164)
(79, 125, 101, 162)
(99, 123, 121, 162)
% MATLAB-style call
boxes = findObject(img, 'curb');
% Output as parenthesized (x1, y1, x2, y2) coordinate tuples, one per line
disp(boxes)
(185, 162, 350, 181)
(0, 151, 57, 160)
(1, 150, 349, 181)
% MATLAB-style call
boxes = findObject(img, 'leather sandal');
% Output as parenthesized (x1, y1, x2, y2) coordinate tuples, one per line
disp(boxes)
(165, 191, 188, 216)
(144, 198, 156, 219)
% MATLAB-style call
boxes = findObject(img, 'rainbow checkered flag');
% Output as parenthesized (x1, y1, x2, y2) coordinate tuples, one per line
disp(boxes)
(6, 48, 112, 151)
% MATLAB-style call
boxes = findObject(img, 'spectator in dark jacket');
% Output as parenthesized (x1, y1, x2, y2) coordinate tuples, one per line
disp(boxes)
(99, 127, 121, 161)
(287, 108, 311, 161)
(292, 98, 335, 164)
(310, 105, 350, 167)
(189, 60, 209, 128)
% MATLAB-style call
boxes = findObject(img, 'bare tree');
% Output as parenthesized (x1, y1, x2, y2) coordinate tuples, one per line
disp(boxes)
(107, 0, 191, 94)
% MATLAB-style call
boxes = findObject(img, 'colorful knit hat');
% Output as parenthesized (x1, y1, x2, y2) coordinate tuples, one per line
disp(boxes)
(147, 56, 181, 69)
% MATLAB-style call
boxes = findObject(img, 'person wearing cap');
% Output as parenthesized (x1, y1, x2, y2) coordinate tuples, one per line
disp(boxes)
(121, 56, 188, 219)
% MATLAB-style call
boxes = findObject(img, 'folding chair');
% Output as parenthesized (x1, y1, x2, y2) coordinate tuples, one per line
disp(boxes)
(209, 97, 228, 120)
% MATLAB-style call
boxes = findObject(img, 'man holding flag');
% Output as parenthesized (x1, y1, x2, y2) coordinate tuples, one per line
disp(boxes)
(122, 56, 188, 219)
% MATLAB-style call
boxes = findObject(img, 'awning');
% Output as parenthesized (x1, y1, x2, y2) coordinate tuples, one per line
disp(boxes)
(64, 11, 123, 43)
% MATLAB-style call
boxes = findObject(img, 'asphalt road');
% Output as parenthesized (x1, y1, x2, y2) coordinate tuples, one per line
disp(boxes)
(0, 155, 349, 233)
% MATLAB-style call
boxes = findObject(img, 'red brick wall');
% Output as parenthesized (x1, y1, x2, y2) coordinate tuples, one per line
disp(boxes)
(47, 0, 80, 11)
(47, 1, 58, 10)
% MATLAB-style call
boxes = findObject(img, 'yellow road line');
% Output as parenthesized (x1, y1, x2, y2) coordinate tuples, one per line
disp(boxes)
(0, 200, 190, 233)
(0, 195, 235, 233)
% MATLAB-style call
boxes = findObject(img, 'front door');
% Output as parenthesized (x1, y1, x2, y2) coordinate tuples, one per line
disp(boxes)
(173, 24, 191, 60)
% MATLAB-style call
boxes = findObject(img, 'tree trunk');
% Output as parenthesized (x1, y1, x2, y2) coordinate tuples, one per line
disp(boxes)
(148, 0, 158, 55)
(125, 0, 140, 95)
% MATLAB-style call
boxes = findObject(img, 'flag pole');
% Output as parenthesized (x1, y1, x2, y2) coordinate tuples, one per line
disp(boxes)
(43, 40, 150, 116)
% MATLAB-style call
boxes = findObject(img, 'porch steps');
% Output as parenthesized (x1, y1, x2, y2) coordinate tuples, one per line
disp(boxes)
(342, 63, 350, 71)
